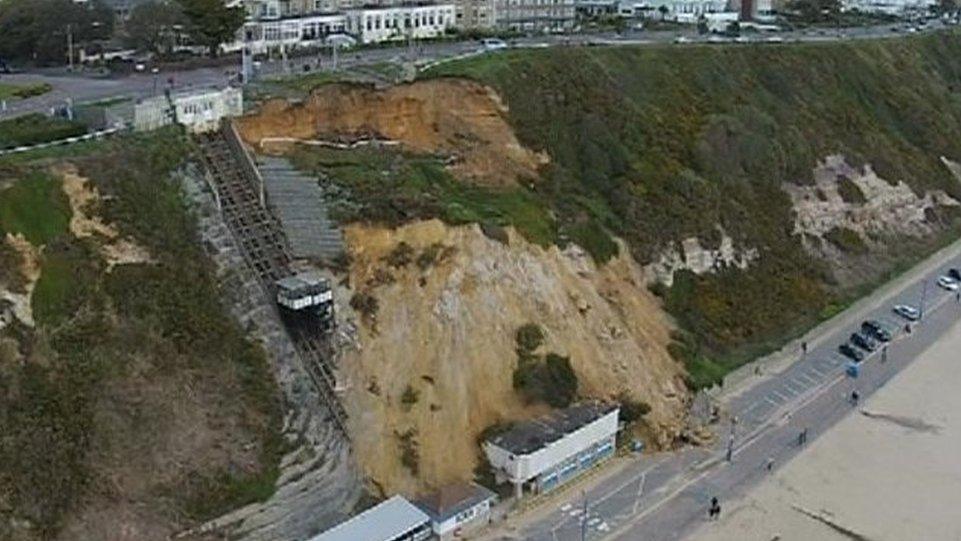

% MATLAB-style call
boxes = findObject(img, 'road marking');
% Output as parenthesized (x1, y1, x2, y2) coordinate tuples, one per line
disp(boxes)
(631, 473, 648, 515)
(784, 379, 804, 394)
(770, 388, 790, 402)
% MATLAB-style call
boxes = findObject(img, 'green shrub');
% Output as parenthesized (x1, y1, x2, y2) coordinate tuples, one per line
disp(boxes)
(400, 384, 419, 411)
(350, 291, 379, 323)
(514, 352, 578, 408)
(566, 220, 619, 264)
(515, 322, 545, 354)
(618, 394, 652, 424)
(824, 226, 868, 254)
(385, 241, 415, 268)
(397, 428, 420, 475)
(836, 177, 867, 204)
(0, 114, 87, 150)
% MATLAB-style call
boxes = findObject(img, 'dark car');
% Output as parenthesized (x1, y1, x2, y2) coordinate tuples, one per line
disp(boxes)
(839, 343, 865, 362)
(862, 320, 892, 342)
(850, 331, 878, 352)
(949, 268, 961, 281)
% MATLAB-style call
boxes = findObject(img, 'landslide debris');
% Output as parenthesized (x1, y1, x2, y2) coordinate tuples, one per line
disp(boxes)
(235, 79, 547, 186)
(339, 219, 687, 495)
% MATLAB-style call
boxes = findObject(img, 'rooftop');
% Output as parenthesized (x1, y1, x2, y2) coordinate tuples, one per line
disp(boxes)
(307, 496, 430, 541)
(414, 482, 497, 523)
(486, 401, 618, 456)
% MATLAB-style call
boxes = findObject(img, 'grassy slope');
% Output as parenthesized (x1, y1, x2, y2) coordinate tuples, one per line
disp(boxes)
(0, 130, 284, 537)
(425, 32, 961, 386)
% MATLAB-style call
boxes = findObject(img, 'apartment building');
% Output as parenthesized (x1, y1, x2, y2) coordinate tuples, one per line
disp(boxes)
(345, 3, 456, 43)
(493, 0, 576, 32)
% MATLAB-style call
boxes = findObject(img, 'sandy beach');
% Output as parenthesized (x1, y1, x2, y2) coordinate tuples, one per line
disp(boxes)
(692, 319, 961, 541)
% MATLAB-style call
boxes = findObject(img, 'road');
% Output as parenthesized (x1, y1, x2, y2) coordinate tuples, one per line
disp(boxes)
(483, 236, 961, 541)
(0, 19, 955, 120)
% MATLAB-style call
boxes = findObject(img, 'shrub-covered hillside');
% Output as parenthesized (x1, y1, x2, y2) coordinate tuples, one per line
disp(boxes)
(427, 32, 961, 386)
(0, 130, 284, 539)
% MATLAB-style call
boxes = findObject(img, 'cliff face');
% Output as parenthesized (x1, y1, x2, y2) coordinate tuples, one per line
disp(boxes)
(338, 220, 687, 495)
(236, 79, 547, 187)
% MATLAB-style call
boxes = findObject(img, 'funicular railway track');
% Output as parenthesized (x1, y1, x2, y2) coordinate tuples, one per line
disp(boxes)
(195, 125, 349, 436)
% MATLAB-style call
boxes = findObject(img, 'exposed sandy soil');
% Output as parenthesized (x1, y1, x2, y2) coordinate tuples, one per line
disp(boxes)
(340, 219, 688, 496)
(0, 232, 41, 327)
(693, 319, 961, 541)
(235, 80, 548, 186)
(56, 165, 153, 269)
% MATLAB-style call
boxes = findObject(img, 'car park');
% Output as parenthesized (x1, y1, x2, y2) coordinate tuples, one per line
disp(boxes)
(839, 343, 864, 362)
(937, 275, 959, 291)
(850, 331, 878, 352)
(893, 304, 921, 321)
(862, 320, 892, 342)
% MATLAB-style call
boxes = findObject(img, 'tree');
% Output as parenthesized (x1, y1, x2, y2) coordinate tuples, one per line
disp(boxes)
(176, 0, 245, 57)
(124, 0, 187, 55)
(657, 5, 670, 20)
(0, 0, 114, 65)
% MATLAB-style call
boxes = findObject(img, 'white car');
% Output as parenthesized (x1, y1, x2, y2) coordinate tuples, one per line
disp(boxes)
(735, 36, 751, 43)
(893, 304, 921, 321)
(937, 275, 959, 291)
(480, 38, 508, 51)
(766, 36, 784, 43)
(674, 36, 691, 44)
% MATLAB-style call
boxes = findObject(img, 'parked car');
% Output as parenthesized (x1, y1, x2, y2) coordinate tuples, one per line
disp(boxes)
(893, 304, 921, 321)
(862, 320, 892, 342)
(937, 275, 959, 291)
(839, 343, 865, 362)
(948, 268, 961, 281)
(674, 36, 691, 44)
(850, 331, 878, 352)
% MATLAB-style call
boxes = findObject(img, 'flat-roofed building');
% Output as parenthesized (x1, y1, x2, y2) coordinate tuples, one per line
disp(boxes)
(308, 495, 432, 541)
(483, 401, 619, 499)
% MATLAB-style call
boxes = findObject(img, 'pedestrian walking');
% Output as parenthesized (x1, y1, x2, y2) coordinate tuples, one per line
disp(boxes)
(725, 436, 734, 462)
(881, 346, 888, 363)
(766, 456, 774, 472)
(955, 291, 959, 304)
(709, 497, 721, 520)
(801, 341, 808, 357)
(798, 427, 808, 446)
(850, 390, 860, 406)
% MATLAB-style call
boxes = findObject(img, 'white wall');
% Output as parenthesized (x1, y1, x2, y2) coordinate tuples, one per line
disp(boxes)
(345, 4, 456, 44)
(484, 408, 619, 484)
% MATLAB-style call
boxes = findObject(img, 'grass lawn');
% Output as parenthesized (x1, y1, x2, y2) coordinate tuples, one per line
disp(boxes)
(0, 169, 71, 245)
(0, 82, 52, 101)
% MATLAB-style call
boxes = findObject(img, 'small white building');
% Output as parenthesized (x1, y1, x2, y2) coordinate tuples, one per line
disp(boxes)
(133, 87, 243, 133)
(483, 402, 619, 499)
(308, 495, 433, 541)
(345, 3, 456, 44)
(414, 482, 497, 540)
